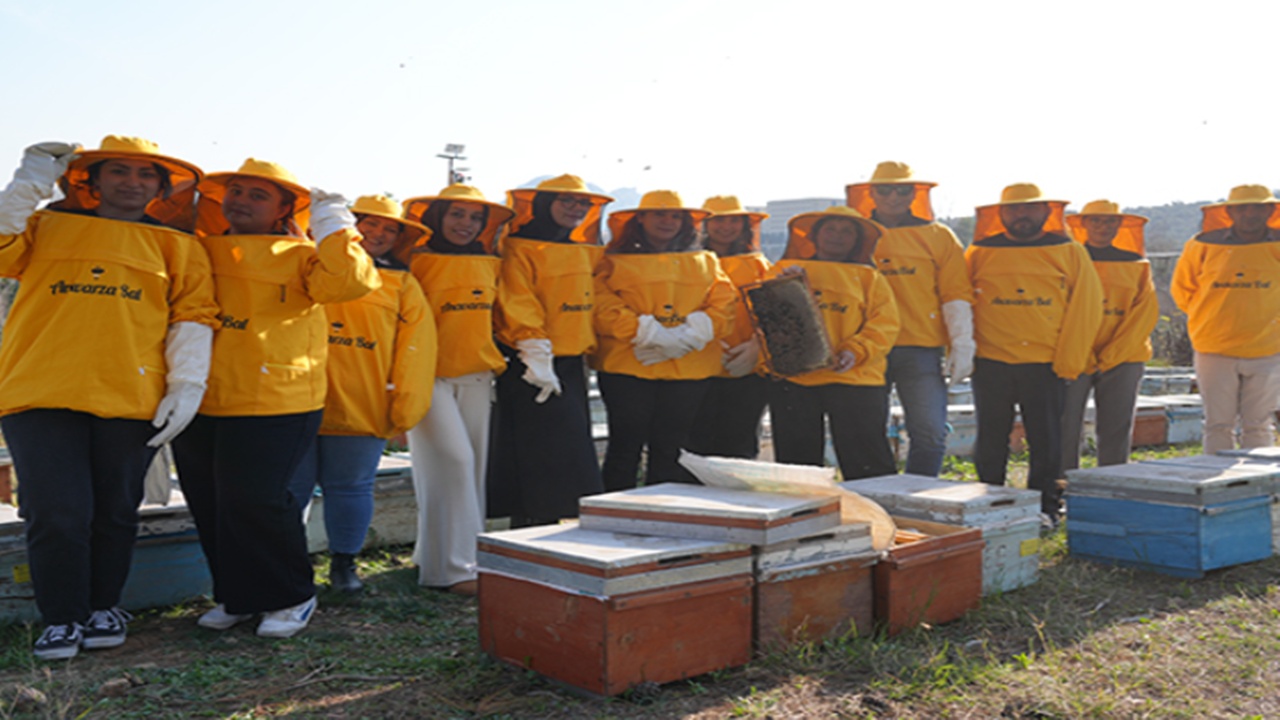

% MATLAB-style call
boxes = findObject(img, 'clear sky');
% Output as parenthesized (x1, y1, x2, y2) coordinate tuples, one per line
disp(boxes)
(2, 0, 1275, 218)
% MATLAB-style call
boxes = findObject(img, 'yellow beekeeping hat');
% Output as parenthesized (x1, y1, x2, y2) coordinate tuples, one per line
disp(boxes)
(845, 161, 938, 222)
(783, 205, 884, 264)
(1200, 184, 1280, 233)
(505, 174, 613, 245)
(349, 194, 428, 258)
(606, 190, 711, 244)
(53, 135, 204, 232)
(402, 184, 515, 255)
(1065, 200, 1148, 256)
(973, 183, 1068, 242)
(197, 158, 311, 237)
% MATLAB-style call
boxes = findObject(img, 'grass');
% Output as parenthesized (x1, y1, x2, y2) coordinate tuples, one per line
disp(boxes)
(3, 442, 1279, 718)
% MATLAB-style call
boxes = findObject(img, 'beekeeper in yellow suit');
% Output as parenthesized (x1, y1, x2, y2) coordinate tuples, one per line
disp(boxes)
(593, 190, 736, 489)
(763, 206, 901, 480)
(175, 159, 379, 639)
(1172, 185, 1280, 455)
(684, 195, 773, 461)
(966, 184, 1102, 522)
(1061, 201, 1158, 469)
(402, 184, 513, 595)
(847, 162, 974, 476)
(0, 136, 218, 660)
(287, 195, 436, 593)
(490, 175, 612, 527)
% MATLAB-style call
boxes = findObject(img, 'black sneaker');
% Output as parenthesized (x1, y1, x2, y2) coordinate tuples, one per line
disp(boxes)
(33, 623, 83, 660)
(82, 608, 132, 650)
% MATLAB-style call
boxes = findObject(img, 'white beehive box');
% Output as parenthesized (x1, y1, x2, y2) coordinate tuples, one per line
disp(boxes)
(578, 483, 841, 546)
(839, 475, 1041, 595)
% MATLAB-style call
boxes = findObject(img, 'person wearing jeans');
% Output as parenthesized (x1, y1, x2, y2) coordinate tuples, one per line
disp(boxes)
(289, 195, 435, 592)
(847, 162, 974, 477)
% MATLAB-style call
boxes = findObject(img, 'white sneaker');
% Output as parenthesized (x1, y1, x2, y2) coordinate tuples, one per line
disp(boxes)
(198, 604, 253, 630)
(256, 596, 317, 638)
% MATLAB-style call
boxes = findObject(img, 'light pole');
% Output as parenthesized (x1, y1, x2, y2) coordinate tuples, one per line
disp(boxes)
(437, 144, 466, 186)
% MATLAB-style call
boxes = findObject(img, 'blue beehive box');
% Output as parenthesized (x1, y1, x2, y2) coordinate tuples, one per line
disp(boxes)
(1065, 462, 1272, 578)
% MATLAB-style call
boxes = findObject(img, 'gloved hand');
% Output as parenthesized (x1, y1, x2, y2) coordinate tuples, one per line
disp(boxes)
(309, 188, 356, 241)
(0, 141, 80, 234)
(941, 299, 976, 383)
(670, 311, 715, 354)
(148, 322, 212, 447)
(518, 338, 561, 403)
(832, 349, 857, 373)
(722, 337, 760, 377)
(632, 314, 684, 366)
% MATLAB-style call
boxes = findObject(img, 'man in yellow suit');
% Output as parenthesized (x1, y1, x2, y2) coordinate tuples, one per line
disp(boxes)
(966, 185, 1102, 522)
(1172, 185, 1280, 455)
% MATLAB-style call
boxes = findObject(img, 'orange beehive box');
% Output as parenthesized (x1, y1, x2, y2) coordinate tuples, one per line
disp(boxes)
(476, 523, 754, 696)
(874, 517, 984, 637)
(753, 523, 877, 651)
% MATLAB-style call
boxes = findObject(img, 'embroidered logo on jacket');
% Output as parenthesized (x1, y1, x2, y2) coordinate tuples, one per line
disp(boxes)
(992, 287, 1052, 306)
(48, 280, 142, 301)
(1212, 272, 1271, 289)
(220, 315, 248, 330)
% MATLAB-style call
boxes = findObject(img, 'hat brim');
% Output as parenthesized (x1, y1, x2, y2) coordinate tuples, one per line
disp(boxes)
(976, 198, 1069, 211)
(846, 179, 938, 189)
(508, 187, 614, 205)
(704, 210, 769, 222)
(402, 195, 517, 227)
(352, 208, 428, 236)
(200, 172, 311, 213)
(67, 150, 203, 185)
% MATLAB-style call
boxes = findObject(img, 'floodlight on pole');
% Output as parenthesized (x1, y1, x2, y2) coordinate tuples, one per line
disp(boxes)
(437, 144, 467, 186)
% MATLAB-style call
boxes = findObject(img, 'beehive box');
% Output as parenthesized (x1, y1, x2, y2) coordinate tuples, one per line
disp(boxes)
(1, 496, 211, 624)
(476, 522, 753, 696)
(578, 483, 841, 546)
(1218, 446, 1280, 462)
(873, 517, 984, 636)
(1065, 463, 1272, 577)
(1142, 455, 1280, 555)
(842, 475, 1040, 595)
(753, 523, 876, 650)
(1158, 394, 1205, 444)
(1130, 403, 1169, 447)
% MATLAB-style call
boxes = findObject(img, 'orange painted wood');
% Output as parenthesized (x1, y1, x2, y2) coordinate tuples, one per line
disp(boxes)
(1130, 412, 1168, 447)
(478, 572, 754, 696)
(873, 517, 984, 637)
(754, 557, 874, 651)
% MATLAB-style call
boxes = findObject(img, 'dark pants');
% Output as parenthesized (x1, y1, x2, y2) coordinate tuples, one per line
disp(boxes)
(489, 350, 603, 526)
(972, 358, 1064, 515)
(768, 381, 896, 480)
(3, 410, 156, 625)
(597, 372, 708, 490)
(173, 411, 320, 615)
(1061, 361, 1145, 470)
(686, 374, 770, 459)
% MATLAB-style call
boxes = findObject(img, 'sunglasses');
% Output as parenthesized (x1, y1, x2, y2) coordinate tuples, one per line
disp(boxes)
(872, 185, 915, 197)
(555, 196, 595, 209)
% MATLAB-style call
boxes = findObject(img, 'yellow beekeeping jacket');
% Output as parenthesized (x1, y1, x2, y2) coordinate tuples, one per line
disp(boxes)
(320, 267, 436, 438)
(965, 235, 1103, 380)
(872, 222, 973, 348)
(411, 252, 505, 378)
(1172, 232, 1280, 357)
(592, 250, 735, 380)
(199, 228, 380, 416)
(1090, 258, 1158, 373)
(769, 260, 900, 386)
(494, 236, 603, 356)
(718, 252, 771, 349)
(0, 211, 219, 419)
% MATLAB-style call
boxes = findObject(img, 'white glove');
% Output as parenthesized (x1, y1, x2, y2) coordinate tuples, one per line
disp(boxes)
(941, 299, 976, 383)
(722, 337, 760, 378)
(633, 314, 683, 366)
(148, 322, 212, 447)
(0, 142, 80, 234)
(670, 311, 715, 354)
(309, 188, 356, 241)
(517, 338, 561, 403)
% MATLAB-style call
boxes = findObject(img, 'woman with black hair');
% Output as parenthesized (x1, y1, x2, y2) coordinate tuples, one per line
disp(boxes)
(764, 206, 900, 480)
(402, 184, 513, 594)
(490, 175, 612, 526)
(592, 190, 736, 490)
(0, 136, 217, 659)
(686, 195, 772, 459)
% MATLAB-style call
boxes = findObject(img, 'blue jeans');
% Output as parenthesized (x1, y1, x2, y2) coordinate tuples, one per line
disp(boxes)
(885, 346, 949, 476)
(289, 434, 387, 555)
